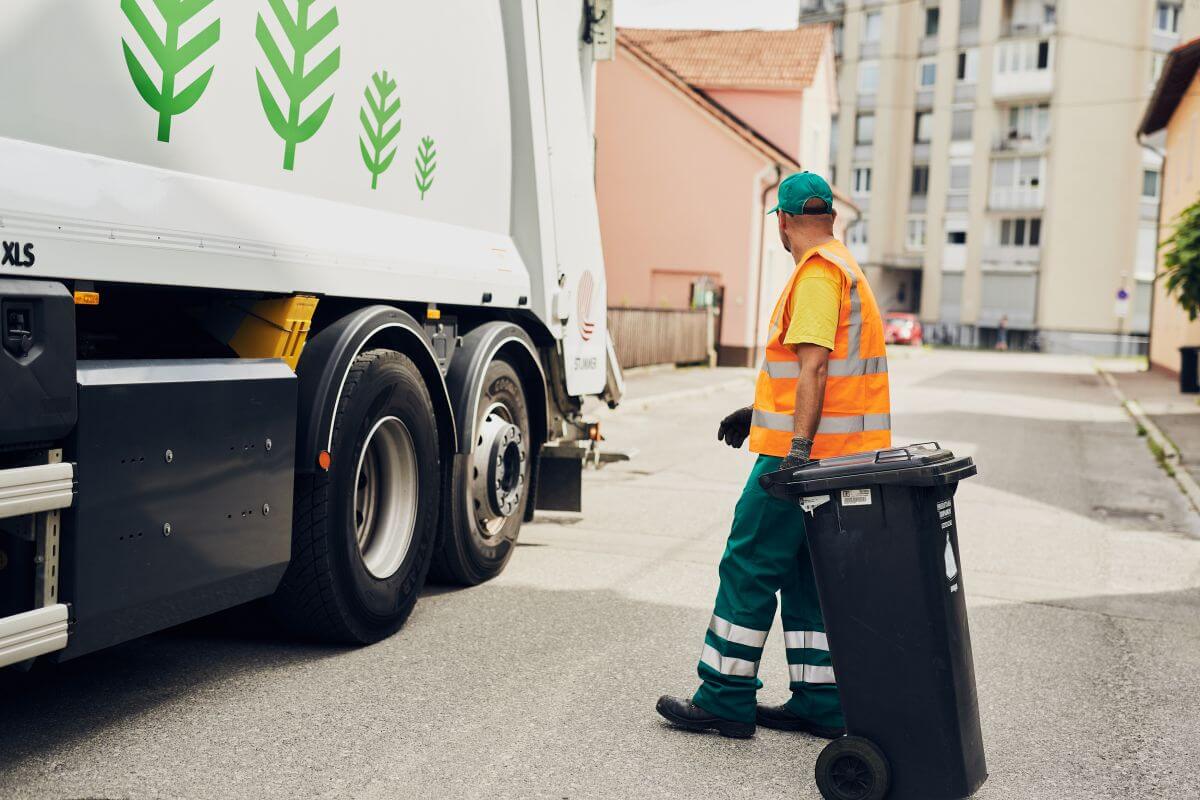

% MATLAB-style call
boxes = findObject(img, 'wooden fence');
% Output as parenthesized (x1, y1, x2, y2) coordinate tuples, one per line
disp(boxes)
(607, 307, 715, 369)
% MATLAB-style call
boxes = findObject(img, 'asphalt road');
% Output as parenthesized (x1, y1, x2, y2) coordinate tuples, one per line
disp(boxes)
(3, 349, 1200, 799)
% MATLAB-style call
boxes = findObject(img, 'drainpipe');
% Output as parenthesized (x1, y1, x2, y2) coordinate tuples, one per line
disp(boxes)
(1139, 133, 1167, 370)
(751, 164, 783, 367)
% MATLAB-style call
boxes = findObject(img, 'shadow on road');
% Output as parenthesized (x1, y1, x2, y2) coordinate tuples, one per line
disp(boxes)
(0, 577, 1197, 799)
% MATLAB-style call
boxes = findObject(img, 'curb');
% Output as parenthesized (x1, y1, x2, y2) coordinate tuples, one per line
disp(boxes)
(1098, 367, 1200, 513)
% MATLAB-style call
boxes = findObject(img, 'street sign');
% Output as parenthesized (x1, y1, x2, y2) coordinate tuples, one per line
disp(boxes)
(1115, 288, 1130, 319)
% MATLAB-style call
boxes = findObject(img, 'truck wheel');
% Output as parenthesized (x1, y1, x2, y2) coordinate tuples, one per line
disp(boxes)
(274, 349, 440, 643)
(814, 736, 890, 800)
(433, 358, 530, 585)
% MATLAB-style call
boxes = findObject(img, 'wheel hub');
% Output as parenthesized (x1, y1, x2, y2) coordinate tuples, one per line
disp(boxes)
(353, 416, 419, 579)
(830, 754, 874, 799)
(472, 411, 527, 533)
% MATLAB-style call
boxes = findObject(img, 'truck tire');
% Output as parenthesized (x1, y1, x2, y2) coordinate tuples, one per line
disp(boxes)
(273, 349, 440, 643)
(433, 358, 530, 585)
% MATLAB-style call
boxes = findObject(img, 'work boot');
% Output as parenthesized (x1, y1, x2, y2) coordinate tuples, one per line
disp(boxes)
(756, 703, 845, 739)
(656, 695, 755, 739)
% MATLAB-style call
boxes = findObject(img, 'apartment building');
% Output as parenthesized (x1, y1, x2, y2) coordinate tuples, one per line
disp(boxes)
(802, 0, 1197, 353)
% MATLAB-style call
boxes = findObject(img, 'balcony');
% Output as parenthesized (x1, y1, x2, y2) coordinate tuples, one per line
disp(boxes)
(989, 185, 1044, 210)
(993, 41, 1054, 99)
(799, 0, 845, 22)
(982, 245, 1041, 268)
(1000, 20, 1056, 39)
(993, 131, 1050, 154)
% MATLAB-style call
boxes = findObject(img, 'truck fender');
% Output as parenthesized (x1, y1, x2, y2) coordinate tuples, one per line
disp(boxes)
(295, 305, 456, 473)
(445, 322, 548, 457)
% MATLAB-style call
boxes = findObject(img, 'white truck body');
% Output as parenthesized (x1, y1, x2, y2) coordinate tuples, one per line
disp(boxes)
(0, 0, 619, 669)
(0, 0, 608, 395)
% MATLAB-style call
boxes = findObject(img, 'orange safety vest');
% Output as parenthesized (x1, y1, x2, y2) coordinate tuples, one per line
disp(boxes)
(748, 239, 891, 460)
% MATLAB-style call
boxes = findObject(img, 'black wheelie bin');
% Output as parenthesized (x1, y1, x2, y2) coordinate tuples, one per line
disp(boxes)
(760, 443, 986, 800)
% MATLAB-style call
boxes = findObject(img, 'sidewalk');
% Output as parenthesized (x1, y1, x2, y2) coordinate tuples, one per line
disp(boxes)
(1099, 359, 1200, 503)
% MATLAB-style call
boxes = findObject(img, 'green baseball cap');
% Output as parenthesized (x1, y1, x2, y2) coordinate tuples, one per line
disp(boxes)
(768, 171, 834, 215)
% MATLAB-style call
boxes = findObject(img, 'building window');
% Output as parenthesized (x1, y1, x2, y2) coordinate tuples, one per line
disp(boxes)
(1003, 103, 1051, 143)
(998, 216, 1042, 247)
(949, 162, 971, 192)
(907, 218, 928, 249)
(960, 0, 981, 29)
(1155, 2, 1181, 34)
(925, 6, 940, 37)
(912, 165, 930, 195)
(991, 157, 1044, 203)
(848, 219, 869, 246)
(957, 49, 979, 83)
(858, 61, 880, 94)
(1143, 169, 1161, 199)
(915, 111, 934, 143)
(856, 113, 876, 145)
(947, 230, 968, 245)
(918, 59, 937, 88)
(998, 39, 1052, 73)
(951, 108, 974, 141)
(863, 11, 882, 43)
(853, 167, 873, 195)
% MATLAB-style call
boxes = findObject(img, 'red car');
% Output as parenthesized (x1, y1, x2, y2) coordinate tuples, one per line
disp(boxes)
(884, 312, 924, 346)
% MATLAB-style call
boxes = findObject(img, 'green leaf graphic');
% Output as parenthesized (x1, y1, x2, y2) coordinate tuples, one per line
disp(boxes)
(414, 135, 438, 200)
(120, 0, 221, 142)
(255, 0, 341, 171)
(359, 71, 401, 190)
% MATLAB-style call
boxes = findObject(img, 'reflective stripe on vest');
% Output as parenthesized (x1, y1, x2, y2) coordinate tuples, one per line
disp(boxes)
(748, 240, 892, 460)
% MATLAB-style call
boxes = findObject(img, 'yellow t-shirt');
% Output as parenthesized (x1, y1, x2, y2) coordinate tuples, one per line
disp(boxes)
(783, 260, 844, 351)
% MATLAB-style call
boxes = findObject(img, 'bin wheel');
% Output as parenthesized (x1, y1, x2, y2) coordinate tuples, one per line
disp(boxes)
(815, 736, 890, 800)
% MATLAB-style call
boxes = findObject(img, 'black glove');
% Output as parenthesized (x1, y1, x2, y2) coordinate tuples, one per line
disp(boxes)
(779, 435, 814, 471)
(717, 406, 753, 449)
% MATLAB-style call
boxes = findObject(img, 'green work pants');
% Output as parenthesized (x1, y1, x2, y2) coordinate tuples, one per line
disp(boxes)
(692, 455, 843, 726)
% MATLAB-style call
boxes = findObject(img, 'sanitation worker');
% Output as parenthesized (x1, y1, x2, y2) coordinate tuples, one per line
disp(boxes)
(656, 172, 891, 739)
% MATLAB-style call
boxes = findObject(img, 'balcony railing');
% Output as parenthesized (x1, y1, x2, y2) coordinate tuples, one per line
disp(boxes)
(993, 131, 1050, 153)
(989, 186, 1044, 210)
(982, 245, 1041, 267)
(1000, 20, 1056, 39)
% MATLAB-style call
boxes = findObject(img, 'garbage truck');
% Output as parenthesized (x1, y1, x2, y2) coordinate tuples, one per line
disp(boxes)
(0, 0, 621, 667)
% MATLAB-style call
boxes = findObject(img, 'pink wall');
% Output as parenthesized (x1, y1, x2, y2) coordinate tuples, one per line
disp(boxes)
(595, 49, 771, 355)
(704, 88, 805, 164)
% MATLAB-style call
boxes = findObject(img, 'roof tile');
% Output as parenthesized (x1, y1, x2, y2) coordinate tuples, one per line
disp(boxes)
(619, 26, 831, 91)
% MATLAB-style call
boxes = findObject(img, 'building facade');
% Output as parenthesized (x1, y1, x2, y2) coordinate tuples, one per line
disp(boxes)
(595, 27, 857, 366)
(1140, 37, 1200, 373)
(803, 0, 1197, 354)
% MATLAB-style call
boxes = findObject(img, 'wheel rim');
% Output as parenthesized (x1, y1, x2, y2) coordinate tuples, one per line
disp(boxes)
(354, 416, 419, 579)
(469, 401, 527, 539)
(829, 754, 874, 800)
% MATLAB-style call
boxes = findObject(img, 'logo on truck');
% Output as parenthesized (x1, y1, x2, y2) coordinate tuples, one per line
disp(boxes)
(1, 242, 35, 269)
(359, 70, 402, 190)
(577, 270, 596, 341)
(120, 0, 221, 143)
(415, 136, 438, 200)
(255, 0, 342, 171)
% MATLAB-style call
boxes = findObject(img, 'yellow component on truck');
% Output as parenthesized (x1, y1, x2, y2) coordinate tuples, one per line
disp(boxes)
(229, 295, 318, 370)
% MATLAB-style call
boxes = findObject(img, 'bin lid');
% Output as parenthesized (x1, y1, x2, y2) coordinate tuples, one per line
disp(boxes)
(760, 442, 977, 497)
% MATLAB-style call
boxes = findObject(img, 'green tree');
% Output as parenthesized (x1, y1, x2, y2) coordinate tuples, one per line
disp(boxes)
(1162, 197, 1200, 320)
(256, 0, 341, 171)
(359, 71, 401, 190)
(414, 136, 437, 200)
(121, 0, 221, 143)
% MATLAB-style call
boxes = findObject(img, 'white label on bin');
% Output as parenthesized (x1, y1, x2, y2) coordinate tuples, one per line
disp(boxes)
(840, 488, 872, 507)
(945, 534, 959, 581)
